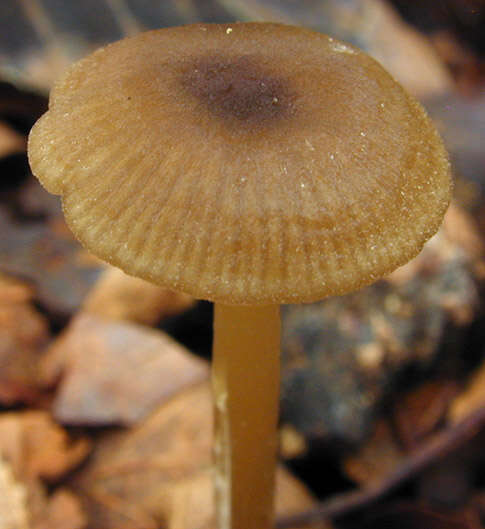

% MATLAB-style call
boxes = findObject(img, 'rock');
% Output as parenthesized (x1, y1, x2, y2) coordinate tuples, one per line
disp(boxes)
(41, 313, 209, 426)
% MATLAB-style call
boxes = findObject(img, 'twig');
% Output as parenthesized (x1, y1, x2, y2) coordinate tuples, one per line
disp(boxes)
(276, 406, 485, 528)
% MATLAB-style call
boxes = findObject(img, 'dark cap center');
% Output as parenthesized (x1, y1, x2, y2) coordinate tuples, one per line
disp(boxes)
(181, 55, 294, 123)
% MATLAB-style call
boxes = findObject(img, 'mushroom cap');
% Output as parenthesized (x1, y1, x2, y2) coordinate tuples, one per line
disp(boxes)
(28, 23, 451, 305)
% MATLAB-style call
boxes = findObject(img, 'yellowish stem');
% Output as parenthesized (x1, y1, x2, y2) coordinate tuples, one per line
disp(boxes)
(212, 303, 281, 529)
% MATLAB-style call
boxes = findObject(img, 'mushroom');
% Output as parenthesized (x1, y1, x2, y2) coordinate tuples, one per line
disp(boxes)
(28, 23, 452, 529)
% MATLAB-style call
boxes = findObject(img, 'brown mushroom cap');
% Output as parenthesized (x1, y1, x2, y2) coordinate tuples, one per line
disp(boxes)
(28, 23, 451, 305)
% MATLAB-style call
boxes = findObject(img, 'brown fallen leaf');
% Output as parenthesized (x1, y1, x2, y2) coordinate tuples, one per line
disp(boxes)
(280, 423, 308, 460)
(32, 489, 87, 529)
(442, 204, 484, 262)
(41, 313, 209, 426)
(0, 411, 90, 483)
(364, 0, 453, 98)
(168, 466, 332, 529)
(0, 412, 86, 529)
(0, 121, 25, 159)
(0, 411, 89, 528)
(449, 361, 485, 424)
(18, 177, 64, 220)
(0, 211, 102, 316)
(71, 381, 331, 529)
(0, 274, 33, 304)
(344, 420, 405, 487)
(430, 29, 484, 96)
(0, 274, 49, 404)
(345, 379, 461, 488)
(82, 266, 195, 325)
(392, 380, 458, 449)
(0, 456, 29, 529)
(0, 452, 87, 529)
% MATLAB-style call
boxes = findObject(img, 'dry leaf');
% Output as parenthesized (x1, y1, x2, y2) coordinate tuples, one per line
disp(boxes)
(32, 489, 86, 529)
(82, 266, 194, 325)
(449, 362, 485, 424)
(280, 423, 308, 459)
(41, 313, 209, 426)
(168, 466, 332, 529)
(0, 274, 49, 404)
(0, 122, 25, 159)
(344, 420, 405, 486)
(364, 0, 453, 98)
(71, 382, 331, 528)
(0, 457, 29, 529)
(393, 380, 458, 449)
(431, 30, 484, 96)
(442, 204, 484, 261)
(0, 411, 90, 483)
(0, 449, 86, 529)
(0, 211, 102, 316)
(345, 379, 457, 487)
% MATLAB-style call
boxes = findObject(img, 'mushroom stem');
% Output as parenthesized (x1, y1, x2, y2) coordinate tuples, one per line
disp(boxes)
(212, 303, 281, 529)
